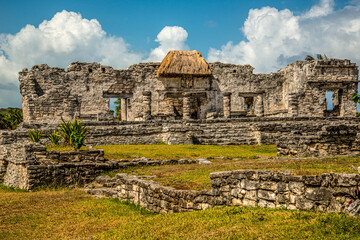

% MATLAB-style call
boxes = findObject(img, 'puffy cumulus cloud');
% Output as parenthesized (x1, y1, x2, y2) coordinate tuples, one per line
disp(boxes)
(147, 26, 189, 62)
(0, 10, 142, 107)
(208, 0, 360, 73)
(302, 0, 334, 18)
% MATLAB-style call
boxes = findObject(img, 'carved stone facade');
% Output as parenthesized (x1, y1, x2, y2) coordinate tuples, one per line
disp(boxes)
(18, 51, 358, 124)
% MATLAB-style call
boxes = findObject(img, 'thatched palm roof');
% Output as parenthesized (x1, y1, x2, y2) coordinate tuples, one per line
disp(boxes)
(157, 50, 212, 77)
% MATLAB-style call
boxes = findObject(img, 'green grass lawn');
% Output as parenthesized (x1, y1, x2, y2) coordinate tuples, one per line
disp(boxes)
(110, 156, 360, 190)
(3, 145, 360, 239)
(80, 144, 359, 190)
(94, 144, 278, 160)
(1, 185, 360, 240)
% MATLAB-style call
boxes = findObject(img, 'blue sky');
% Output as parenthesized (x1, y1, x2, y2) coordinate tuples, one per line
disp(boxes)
(0, 0, 349, 55)
(0, 0, 359, 108)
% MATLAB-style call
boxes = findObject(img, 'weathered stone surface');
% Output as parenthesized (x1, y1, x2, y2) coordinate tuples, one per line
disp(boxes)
(296, 197, 315, 210)
(19, 58, 358, 125)
(305, 188, 332, 203)
(258, 190, 276, 201)
(289, 181, 305, 195)
(83, 169, 360, 215)
(345, 199, 360, 216)
(0, 142, 199, 190)
(10, 55, 360, 158)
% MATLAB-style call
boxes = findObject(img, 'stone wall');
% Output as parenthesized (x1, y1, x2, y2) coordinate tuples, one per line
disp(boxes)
(0, 142, 202, 190)
(18, 58, 358, 124)
(0, 143, 115, 190)
(280, 59, 358, 118)
(86, 169, 360, 214)
(2, 118, 360, 157)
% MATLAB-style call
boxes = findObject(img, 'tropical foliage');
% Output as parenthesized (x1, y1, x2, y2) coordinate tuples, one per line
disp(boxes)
(47, 130, 61, 145)
(305, 54, 328, 61)
(114, 98, 121, 120)
(28, 129, 42, 143)
(0, 108, 23, 130)
(353, 92, 360, 104)
(59, 118, 88, 150)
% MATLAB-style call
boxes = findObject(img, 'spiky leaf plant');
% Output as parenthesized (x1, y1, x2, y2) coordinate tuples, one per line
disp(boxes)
(47, 130, 61, 145)
(28, 129, 42, 143)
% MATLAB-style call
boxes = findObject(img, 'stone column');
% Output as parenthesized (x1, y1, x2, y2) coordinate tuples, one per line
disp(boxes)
(183, 93, 191, 119)
(223, 92, 231, 118)
(255, 94, 264, 117)
(121, 98, 127, 121)
(239, 96, 245, 111)
(143, 91, 151, 120)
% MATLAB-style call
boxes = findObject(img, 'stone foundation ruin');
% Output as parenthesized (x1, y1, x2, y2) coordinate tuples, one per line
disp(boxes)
(11, 50, 360, 156)
(85, 169, 360, 215)
(1, 50, 360, 195)
(19, 50, 358, 123)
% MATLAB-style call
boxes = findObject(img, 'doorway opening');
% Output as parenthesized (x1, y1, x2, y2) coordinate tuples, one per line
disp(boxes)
(325, 91, 334, 110)
(109, 98, 121, 120)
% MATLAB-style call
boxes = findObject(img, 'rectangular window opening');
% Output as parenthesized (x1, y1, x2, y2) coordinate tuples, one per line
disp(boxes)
(325, 90, 334, 110)
(244, 97, 254, 109)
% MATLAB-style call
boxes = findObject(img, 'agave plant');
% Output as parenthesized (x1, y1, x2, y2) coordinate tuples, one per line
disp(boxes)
(59, 118, 73, 145)
(59, 118, 88, 150)
(47, 130, 61, 145)
(28, 129, 42, 143)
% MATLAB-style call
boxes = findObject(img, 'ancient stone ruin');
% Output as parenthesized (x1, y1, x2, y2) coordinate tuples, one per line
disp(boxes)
(19, 50, 358, 123)
(1, 50, 360, 194)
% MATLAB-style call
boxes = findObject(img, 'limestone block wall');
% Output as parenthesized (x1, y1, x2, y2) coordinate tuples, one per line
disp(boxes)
(19, 59, 357, 124)
(88, 173, 215, 213)
(211, 170, 360, 212)
(280, 59, 358, 118)
(0, 143, 114, 190)
(0, 141, 203, 190)
(86, 169, 360, 214)
(84, 118, 360, 155)
(1, 118, 360, 157)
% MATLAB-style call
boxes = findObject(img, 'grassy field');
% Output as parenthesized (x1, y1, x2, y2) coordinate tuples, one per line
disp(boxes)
(111, 156, 360, 190)
(94, 144, 278, 160)
(1, 185, 360, 240)
(70, 144, 360, 190)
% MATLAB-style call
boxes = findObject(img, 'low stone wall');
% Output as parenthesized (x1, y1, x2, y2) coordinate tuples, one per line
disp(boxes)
(0, 143, 115, 190)
(211, 170, 359, 212)
(0, 142, 201, 190)
(87, 174, 215, 213)
(1, 117, 360, 157)
(85, 170, 360, 214)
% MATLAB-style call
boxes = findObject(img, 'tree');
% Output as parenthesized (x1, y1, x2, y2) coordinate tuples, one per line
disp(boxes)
(353, 92, 360, 104)
(305, 55, 315, 61)
(0, 108, 23, 130)
(114, 98, 121, 120)
(305, 54, 328, 61)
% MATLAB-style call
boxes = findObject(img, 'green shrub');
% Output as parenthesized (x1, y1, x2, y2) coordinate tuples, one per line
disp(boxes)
(59, 118, 88, 150)
(28, 129, 42, 143)
(0, 108, 23, 130)
(72, 132, 85, 151)
(47, 130, 61, 145)
(59, 118, 73, 145)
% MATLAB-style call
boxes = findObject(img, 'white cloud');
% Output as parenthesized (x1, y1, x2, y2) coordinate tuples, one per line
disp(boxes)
(147, 26, 189, 62)
(0, 10, 142, 107)
(208, 0, 360, 73)
(302, 0, 334, 18)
